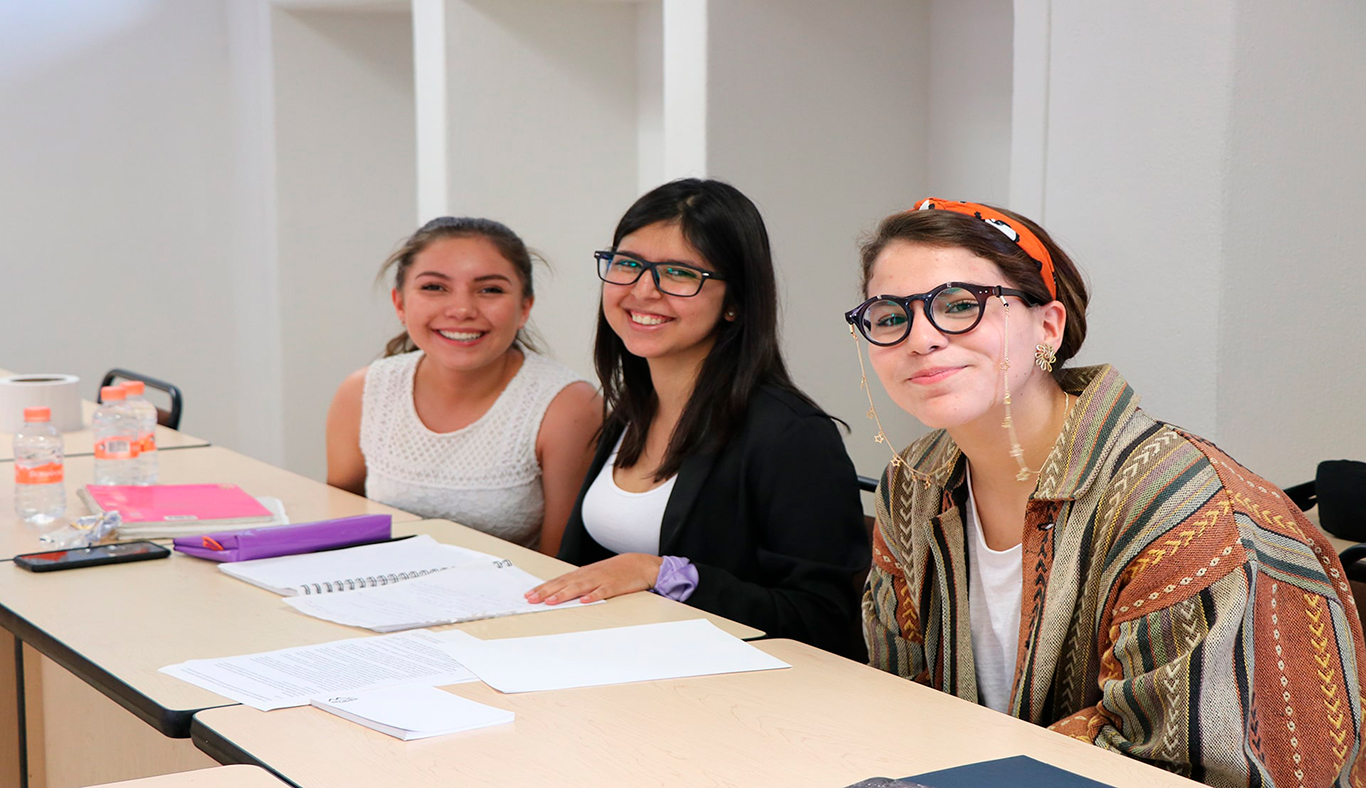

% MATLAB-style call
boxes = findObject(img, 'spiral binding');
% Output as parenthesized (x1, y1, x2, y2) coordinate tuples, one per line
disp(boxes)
(298, 560, 514, 595)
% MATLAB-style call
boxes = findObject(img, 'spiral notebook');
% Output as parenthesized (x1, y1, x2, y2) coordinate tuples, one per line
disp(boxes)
(219, 534, 499, 596)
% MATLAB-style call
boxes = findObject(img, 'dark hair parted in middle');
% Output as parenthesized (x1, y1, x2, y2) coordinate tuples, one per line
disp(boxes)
(858, 206, 1091, 375)
(597, 178, 826, 480)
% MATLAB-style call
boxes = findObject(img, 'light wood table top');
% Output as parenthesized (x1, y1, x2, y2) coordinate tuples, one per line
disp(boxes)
(0, 400, 211, 462)
(0, 445, 420, 557)
(192, 638, 1199, 788)
(0, 519, 757, 738)
(89, 765, 284, 787)
(404, 519, 762, 642)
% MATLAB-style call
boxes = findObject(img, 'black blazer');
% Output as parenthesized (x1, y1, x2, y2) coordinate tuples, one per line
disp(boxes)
(558, 386, 871, 657)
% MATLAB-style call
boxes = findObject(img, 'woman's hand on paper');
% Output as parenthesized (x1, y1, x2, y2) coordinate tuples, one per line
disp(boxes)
(525, 553, 664, 605)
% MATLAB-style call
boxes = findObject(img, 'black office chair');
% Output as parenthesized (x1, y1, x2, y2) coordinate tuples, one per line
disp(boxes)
(855, 475, 880, 546)
(97, 368, 184, 430)
(1282, 468, 1366, 657)
(1282, 479, 1317, 512)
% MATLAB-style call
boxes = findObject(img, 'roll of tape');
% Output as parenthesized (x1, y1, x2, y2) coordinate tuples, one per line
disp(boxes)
(0, 374, 83, 433)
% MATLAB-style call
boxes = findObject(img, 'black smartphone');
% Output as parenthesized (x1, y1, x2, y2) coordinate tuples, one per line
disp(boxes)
(14, 541, 171, 573)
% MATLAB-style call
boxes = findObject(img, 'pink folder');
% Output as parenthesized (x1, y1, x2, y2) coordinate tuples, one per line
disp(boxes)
(79, 483, 274, 525)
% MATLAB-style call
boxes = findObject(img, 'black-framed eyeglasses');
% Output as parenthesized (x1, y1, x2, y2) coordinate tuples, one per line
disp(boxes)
(594, 250, 726, 297)
(844, 282, 1041, 346)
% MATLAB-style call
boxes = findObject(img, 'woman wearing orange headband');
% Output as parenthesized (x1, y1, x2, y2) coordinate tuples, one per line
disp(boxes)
(850, 199, 1366, 785)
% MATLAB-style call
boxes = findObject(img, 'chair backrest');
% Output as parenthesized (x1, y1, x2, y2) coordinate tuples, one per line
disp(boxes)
(856, 475, 879, 543)
(97, 368, 183, 430)
(1282, 479, 1317, 512)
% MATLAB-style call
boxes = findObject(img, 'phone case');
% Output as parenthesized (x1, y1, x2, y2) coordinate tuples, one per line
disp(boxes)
(15, 542, 171, 572)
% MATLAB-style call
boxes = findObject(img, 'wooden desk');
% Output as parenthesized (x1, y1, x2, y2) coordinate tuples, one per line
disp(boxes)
(90, 765, 284, 787)
(0, 445, 420, 558)
(193, 639, 1199, 788)
(409, 519, 764, 641)
(0, 519, 755, 786)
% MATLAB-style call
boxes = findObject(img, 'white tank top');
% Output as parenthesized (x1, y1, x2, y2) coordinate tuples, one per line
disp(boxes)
(360, 349, 584, 548)
(580, 432, 677, 555)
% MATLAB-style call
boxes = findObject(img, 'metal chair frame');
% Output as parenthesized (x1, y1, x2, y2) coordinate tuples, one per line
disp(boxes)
(97, 368, 183, 430)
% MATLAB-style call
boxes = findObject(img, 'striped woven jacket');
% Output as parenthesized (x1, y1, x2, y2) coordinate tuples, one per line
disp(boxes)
(864, 365, 1366, 787)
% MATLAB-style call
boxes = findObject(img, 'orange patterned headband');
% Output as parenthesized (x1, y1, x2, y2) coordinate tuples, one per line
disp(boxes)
(912, 198, 1057, 301)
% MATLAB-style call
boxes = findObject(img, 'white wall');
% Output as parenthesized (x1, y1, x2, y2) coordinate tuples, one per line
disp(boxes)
(927, 0, 1013, 204)
(1036, 1, 1236, 442)
(271, 6, 417, 480)
(704, 0, 934, 480)
(4, 0, 1362, 493)
(436, 0, 641, 378)
(1024, 0, 1365, 486)
(635, 1, 665, 191)
(1217, 0, 1366, 484)
(0, 0, 241, 447)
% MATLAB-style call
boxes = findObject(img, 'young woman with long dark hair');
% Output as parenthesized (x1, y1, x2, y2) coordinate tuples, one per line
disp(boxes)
(527, 179, 870, 655)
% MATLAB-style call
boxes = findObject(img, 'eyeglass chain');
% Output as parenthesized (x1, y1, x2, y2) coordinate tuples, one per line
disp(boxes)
(849, 325, 954, 489)
(848, 297, 1072, 489)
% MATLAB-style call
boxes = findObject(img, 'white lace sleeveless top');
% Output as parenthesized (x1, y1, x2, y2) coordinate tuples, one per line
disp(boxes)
(360, 349, 585, 548)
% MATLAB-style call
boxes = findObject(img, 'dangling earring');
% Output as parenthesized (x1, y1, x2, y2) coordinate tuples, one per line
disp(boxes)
(1001, 305, 1070, 483)
(1034, 343, 1057, 373)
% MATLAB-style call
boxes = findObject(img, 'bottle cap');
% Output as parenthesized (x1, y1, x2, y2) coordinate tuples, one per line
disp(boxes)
(101, 386, 127, 401)
(122, 380, 146, 396)
(23, 407, 51, 422)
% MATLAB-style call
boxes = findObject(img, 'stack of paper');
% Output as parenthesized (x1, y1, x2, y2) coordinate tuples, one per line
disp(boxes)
(311, 684, 513, 741)
(159, 630, 476, 711)
(436, 619, 791, 693)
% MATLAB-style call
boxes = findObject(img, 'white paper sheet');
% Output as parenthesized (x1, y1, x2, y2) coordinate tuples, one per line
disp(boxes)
(310, 684, 514, 740)
(160, 629, 476, 711)
(436, 619, 790, 693)
(283, 562, 596, 632)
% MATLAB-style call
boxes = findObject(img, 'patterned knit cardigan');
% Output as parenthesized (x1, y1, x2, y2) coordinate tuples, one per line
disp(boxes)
(864, 365, 1366, 787)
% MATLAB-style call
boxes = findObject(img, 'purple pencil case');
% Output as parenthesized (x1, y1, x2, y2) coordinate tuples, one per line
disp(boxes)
(171, 514, 393, 562)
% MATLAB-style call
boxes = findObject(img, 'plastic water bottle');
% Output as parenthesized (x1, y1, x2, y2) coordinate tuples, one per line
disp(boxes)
(14, 406, 66, 525)
(122, 380, 159, 485)
(92, 386, 140, 485)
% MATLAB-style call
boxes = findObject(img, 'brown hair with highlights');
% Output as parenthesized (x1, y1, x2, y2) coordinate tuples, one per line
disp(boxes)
(858, 205, 1089, 375)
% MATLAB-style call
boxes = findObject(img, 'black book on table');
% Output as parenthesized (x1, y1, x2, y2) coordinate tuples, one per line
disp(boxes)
(845, 755, 1114, 788)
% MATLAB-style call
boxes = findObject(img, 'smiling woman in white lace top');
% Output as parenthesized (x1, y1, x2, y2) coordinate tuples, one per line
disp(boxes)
(325, 218, 600, 554)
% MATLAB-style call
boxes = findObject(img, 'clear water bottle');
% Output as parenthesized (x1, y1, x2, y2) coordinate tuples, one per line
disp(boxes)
(14, 406, 66, 525)
(92, 385, 140, 485)
(122, 380, 159, 485)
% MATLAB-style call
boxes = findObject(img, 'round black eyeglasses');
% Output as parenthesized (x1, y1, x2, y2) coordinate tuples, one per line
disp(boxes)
(594, 251, 726, 298)
(844, 282, 1042, 346)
